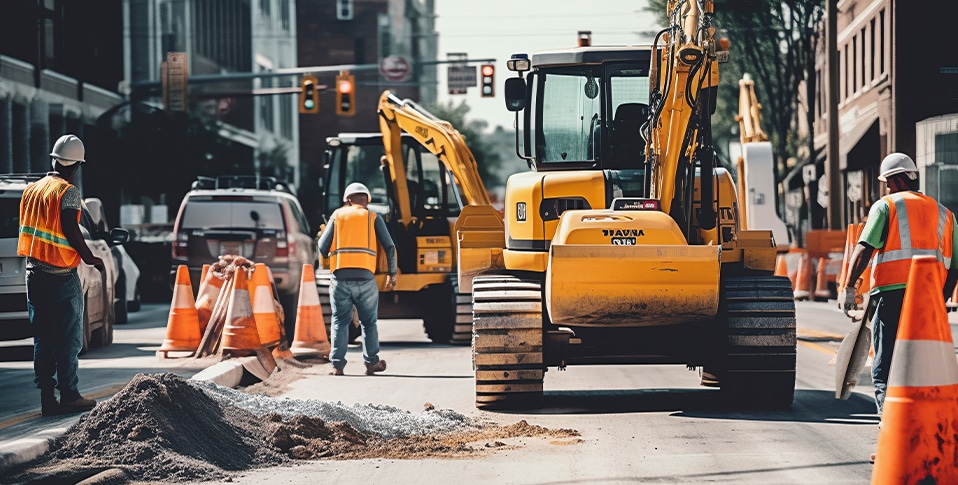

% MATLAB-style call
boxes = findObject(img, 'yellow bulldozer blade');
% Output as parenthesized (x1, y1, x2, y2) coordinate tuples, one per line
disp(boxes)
(546, 244, 721, 326)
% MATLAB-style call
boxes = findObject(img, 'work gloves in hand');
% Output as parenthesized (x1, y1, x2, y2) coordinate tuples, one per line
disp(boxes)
(842, 286, 858, 313)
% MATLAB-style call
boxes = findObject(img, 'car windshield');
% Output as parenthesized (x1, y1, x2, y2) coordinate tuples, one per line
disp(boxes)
(0, 198, 20, 238)
(180, 200, 285, 229)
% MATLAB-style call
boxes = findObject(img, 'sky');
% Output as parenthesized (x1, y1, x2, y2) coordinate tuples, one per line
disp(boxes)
(433, 0, 658, 132)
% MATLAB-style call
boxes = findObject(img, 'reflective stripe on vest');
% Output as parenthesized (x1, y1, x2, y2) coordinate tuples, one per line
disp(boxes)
(17, 177, 80, 268)
(871, 192, 953, 289)
(329, 205, 377, 273)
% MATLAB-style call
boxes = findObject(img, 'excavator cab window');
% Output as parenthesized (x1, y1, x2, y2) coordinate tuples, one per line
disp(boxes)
(526, 61, 650, 171)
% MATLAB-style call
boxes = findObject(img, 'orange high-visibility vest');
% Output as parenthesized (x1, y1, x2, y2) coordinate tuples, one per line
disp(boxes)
(17, 176, 81, 268)
(871, 191, 954, 290)
(329, 205, 377, 273)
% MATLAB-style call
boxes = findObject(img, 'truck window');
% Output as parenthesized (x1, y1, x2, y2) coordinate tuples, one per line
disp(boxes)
(535, 70, 601, 164)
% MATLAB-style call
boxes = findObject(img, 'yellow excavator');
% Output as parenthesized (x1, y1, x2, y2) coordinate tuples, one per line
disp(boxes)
(316, 91, 495, 344)
(456, 0, 796, 409)
(734, 73, 790, 251)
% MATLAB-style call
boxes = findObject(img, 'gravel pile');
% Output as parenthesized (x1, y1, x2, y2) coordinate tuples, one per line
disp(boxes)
(4, 372, 578, 484)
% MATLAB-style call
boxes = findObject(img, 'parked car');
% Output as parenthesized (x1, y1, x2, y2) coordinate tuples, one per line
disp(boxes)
(171, 176, 318, 328)
(0, 174, 128, 351)
(84, 198, 142, 323)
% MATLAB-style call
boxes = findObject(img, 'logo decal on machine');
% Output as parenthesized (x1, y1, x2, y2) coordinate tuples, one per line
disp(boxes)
(603, 228, 643, 246)
(516, 202, 527, 222)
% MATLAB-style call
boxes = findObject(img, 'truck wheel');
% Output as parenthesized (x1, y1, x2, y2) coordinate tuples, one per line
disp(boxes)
(472, 275, 544, 409)
(719, 275, 796, 409)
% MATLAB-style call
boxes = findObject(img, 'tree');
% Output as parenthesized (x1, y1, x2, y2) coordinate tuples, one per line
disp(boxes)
(424, 100, 504, 190)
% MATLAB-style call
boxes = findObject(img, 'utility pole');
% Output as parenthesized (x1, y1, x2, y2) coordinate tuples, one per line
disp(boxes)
(826, 0, 842, 229)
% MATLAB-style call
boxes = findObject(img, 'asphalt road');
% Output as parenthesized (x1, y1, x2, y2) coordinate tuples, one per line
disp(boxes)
(1, 299, 957, 484)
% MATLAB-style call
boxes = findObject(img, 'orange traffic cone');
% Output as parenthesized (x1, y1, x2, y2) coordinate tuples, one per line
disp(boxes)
(251, 263, 283, 350)
(220, 268, 277, 380)
(813, 257, 831, 301)
(195, 268, 226, 334)
(196, 264, 211, 295)
(871, 255, 958, 483)
(837, 224, 857, 294)
(793, 252, 811, 301)
(290, 263, 331, 359)
(157, 265, 201, 358)
(774, 254, 789, 277)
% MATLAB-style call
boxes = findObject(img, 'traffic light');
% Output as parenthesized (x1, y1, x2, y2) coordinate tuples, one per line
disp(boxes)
(335, 71, 356, 116)
(299, 75, 319, 114)
(480, 64, 495, 98)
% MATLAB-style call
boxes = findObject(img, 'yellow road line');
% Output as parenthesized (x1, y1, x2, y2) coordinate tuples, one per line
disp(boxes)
(798, 339, 838, 356)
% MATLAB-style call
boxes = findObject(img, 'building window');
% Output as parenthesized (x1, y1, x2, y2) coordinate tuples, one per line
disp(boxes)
(337, 0, 353, 20)
(842, 45, 848, 101)
(860, 27, 866, 90)
(870, 18, 876, 83)
(280, 1, 289, 30)
(260, 0, 270, 18)
(879, 10, 886, 75)
(848, 35, 858, 94)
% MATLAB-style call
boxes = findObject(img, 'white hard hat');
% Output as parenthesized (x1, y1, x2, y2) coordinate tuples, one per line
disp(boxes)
(877, 152, 918, 182)
(50, 134, 85, 167)
(343, 182, 371, 202)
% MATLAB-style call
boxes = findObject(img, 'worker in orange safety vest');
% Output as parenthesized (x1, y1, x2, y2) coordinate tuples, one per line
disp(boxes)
(18, 134, 105, 417)
(843, 152, 958, 420)
(317, 182, 397, 376)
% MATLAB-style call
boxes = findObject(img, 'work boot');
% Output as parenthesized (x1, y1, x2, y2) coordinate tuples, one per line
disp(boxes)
(700, 370, 720, 388)
(59, 392, 96, 413)
(329, 366, 344, 376)
(40, 389, 60, 417)
(365, 359, 387, 375)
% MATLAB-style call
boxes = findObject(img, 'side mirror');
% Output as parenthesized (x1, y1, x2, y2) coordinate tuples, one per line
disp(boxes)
(109, 227, 130, 245)
(504, 78, 526, 112)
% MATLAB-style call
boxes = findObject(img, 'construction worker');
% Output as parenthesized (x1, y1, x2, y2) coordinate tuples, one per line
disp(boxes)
(317, 182, 397, 376)
(843, 152, 958, 419)
(18, 134, 105, 416)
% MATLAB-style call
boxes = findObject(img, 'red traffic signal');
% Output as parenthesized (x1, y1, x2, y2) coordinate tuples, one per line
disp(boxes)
(299, 75, 319, 114)
(480, 64, 495, 98)
(336, 71, 356, 116)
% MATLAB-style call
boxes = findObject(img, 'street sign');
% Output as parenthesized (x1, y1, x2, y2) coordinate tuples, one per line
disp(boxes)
(380, 55, 411, 82)
(164, 52, 188, 112)
(447, 65, 476, 95)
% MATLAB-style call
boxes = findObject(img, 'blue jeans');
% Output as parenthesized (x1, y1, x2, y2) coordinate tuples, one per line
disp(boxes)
(26, 268, 84, 395)
(329, 276, 381, 370)
(869, 289, 905, 416)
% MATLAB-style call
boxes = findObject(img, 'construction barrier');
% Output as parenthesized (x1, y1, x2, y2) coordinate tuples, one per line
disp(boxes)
(195, 268, 225, 334)
(157, 265, 201, 357)
(290, 263, 331, 359)
(220, 267, 277, 380)
(872, 255, 958, 482)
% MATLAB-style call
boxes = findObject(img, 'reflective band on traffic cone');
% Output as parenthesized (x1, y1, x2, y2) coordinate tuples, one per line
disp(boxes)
(158, 265, 201, 357)
(290, 263, 331, 359)
(792, 251, 811, 301)
(872, 255, 958, 483)
(195, 268, 225, 334)
(251, 263, 281, 349)
(813, 257, 831, 301)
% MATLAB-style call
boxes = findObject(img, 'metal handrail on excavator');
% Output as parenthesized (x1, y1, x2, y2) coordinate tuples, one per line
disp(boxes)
(377, 90, 493, 227)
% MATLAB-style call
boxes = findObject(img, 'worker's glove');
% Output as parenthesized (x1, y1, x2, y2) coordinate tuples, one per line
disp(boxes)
(842, 286, 858, 313)
(385, 274, 397, 289)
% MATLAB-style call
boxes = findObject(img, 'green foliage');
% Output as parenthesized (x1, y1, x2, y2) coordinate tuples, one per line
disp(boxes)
(425, 100, 504, 189)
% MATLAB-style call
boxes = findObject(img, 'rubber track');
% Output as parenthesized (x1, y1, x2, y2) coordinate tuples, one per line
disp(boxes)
(721, 275, 797, 408)
(472, 275, 545, 409)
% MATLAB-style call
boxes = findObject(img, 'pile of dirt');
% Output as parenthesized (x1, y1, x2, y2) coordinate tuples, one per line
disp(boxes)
(6, 372, 580, 483)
